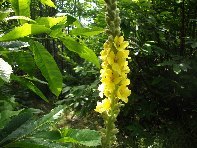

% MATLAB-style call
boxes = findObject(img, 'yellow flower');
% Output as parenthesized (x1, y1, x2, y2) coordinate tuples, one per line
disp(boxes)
(114, 36, 129, 51)
(117, 85, 131, 103)
(95, 98, 111, 113)
(107, 51, 126, 74)
(121, 78, 130, 86)
(101, 69, 121, 86)
(116, 50, 129, 59)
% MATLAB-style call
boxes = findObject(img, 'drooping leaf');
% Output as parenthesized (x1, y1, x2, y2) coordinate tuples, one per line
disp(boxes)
(9, 0, 31, 24)
(70, 27, 104, 36)
(59, 36, 100, 68)
(29, 41, 62, 96)
(0, 58, 12, 82)
(0, 109, 33, 144)
(0, 23, 51, 41)
(36, 16, 66, 28)
(6, 137, 70, 148)
(0, 110, 22, 129)
(0, 106, 64, 147)
(59, 128, 101, 147)
(12, 51, 36, 75)
(8, 0, 19, 15)
(4, 141, 46, 148)
(11, 75, 48, 102)
(18, 0, 31, 17)
(39, 0, 56, 8)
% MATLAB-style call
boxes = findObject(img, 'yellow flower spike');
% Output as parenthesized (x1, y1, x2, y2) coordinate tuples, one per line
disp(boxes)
(117, 85, 131, 103)
(95, 98, 111, 113)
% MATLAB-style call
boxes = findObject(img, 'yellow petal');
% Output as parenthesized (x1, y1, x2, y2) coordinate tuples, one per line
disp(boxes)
(107, 51, 115, 65)
(117, 85, 131, 103)
(94, 98, 111, 113)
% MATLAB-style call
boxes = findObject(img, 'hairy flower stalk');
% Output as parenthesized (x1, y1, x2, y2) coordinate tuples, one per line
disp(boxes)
(94, 0, 131, 147)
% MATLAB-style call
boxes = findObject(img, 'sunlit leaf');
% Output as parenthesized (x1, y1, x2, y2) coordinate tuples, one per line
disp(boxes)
(9, 0, 31, 24)
(36, 16, 66, 28)
(70, 27, 104, 36)
(59, 128, 101, 147)
(29, 41, 62, 96)
(0, 23, 51, 41)
(0, 10, 10, 21)
(11, 75, 48, 102)
(39, 0, 56, 8)
(60, 36, 100, 68)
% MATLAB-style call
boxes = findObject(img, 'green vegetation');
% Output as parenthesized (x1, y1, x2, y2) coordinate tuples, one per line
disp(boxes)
(0, 0, 196, 147)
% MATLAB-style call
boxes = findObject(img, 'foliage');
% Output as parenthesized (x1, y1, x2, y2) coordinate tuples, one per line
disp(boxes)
(0, 0, 102, 147)
(0, 105, 101, 147)
(0, 0, 100, 100)
(0, 0, 196, 147)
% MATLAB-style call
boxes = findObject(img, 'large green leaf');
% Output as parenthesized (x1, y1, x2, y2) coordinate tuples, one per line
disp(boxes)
(0, 106, 64, 147)
(29, 41, 62, 96)
(0, 109, 33, 144)
(70, 27, 104, 36)
(36, 16, 66, 28)
(60, 36, 100, 68)
(11, 51, 36, 76)
(9, 0, 31, 24)
(59, 128, 101, 147)
(11, 75, 48, 102)
(0, 23, 51, 41)
(0, 58, 12, 82)
(39, 0, 56, 8)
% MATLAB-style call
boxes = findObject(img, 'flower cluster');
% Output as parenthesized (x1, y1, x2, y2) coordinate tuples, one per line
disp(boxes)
(95, 36, 131, 114)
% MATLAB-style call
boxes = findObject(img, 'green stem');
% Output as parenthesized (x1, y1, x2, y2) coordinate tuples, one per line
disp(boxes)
(102, 95, 119, 148)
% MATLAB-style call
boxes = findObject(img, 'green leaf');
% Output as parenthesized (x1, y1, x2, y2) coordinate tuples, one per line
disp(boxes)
(0, 58, 12, 82)
(40, 0, 56, 8)
(0, 109, 33, 144)
(36, 16, 66, 28)
(0, 110, 22, 129)
(12, 51, 36, 76)
(0, 23, 51, 41)
(70, 27, 104, 36)
(0, 0, 6, 4)
(9, 0, 31, 24)
(29, 41, 62, 96)
(0, 106, 64, 147)
(60, 128, 101, 147)
(191, 41, 197, 48)
(173, 64, 181, 74)
(11, 75, 48, 102)
(60, 36, 100, 68)
(5, 141, 46, 148)
(0, 10, 10, 21)
(33, 130, 61, 140)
